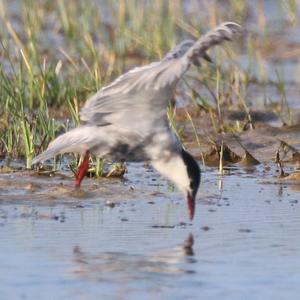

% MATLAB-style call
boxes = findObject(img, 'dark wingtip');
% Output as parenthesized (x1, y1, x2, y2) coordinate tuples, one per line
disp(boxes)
(202, 52, 213, 63)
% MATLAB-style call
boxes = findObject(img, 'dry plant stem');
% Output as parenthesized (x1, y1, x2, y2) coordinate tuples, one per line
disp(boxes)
(216, 68, 222, 126)
(275, 150, 285, 178)
(208, 108, 218, 135)
(183, 107, 206, 170)
(219, 141, 224, 175)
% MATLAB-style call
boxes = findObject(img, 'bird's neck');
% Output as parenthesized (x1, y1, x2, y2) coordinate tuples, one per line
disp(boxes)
(151, 152, 191, 195)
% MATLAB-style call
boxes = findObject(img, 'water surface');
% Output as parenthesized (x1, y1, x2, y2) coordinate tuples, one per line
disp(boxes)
(1, 165, 300, 300)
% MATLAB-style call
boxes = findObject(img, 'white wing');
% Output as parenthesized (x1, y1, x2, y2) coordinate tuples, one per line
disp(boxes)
(80, 22, 242, 136)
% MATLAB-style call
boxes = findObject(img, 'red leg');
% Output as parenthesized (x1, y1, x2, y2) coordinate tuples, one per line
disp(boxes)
(75, 151, 90, 187)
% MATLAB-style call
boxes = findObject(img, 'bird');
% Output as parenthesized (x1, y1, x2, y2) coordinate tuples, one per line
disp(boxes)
(33, 22, 242, 220)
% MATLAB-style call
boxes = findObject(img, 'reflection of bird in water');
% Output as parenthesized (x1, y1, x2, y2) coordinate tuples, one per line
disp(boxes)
(33, 23, 242, 219)
(71, 233, 196, 279)
(183, 233, 194, 256)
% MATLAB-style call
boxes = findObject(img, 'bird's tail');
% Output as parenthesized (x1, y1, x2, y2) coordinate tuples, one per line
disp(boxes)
(32, 126, 97, 164)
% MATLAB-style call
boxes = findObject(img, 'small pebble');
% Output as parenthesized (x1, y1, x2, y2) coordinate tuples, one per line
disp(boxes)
(105, 200, 116, 208)
(239, 229, 252, 233)
(75, 204, 85, 208)
(201, 226, 210, 231)
(151, 225, 175, 229)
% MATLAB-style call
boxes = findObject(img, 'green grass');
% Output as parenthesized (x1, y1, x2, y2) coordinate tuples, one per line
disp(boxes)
(0, 0, 298, 172)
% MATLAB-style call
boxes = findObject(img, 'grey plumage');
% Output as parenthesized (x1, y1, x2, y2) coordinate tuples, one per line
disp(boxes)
(33, 22, 242, 165)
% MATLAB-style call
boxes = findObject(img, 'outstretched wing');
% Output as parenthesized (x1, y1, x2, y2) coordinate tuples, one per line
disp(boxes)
(80, 22, 242, 135)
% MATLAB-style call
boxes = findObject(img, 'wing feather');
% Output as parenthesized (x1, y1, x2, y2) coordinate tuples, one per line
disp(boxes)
(80, 22, 242, 133)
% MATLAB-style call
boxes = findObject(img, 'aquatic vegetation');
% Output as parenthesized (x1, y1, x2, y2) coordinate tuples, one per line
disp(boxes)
(0, 0, 299, 173)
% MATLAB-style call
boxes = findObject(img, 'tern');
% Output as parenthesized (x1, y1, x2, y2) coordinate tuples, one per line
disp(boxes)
(33, 22, 242, 219)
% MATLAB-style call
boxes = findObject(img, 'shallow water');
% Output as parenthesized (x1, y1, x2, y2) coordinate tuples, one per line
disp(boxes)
(1, 164, 300, 300)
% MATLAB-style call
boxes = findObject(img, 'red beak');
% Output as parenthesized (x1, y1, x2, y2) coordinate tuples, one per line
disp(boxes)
(187, 194, 195, 220)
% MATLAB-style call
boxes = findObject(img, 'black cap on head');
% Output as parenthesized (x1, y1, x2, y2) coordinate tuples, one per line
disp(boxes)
(181, 149, 201, 219)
